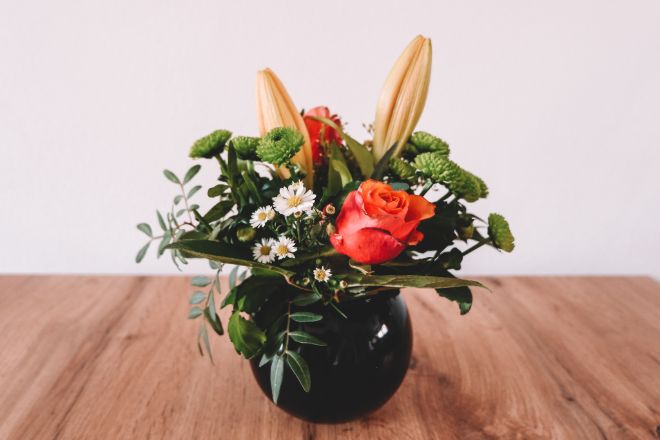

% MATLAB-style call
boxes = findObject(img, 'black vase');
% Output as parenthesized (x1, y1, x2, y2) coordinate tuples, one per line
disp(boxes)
(250, 290, 412, 424)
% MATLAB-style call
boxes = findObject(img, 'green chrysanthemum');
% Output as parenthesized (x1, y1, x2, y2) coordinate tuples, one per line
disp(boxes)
(232, 136, 260, 160)
(189, 130, 232, 159)
(413, 153, 487, 202)
(408, 131, 450, 156)
(256, 127, 304, 165)
(389, 157, 417, 180)
(488, 213, 515, 252)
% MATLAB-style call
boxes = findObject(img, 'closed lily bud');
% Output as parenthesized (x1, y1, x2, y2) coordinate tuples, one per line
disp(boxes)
(373, 35, 432, 161)
(256, 68, 314, 187)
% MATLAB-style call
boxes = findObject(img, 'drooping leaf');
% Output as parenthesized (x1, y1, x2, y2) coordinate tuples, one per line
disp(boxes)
(166, 240, 295, 279)
(270, 354, 285, 404)
(290, 312, 323, 323)
(204, 307, 224, 335)
(286, 350, 311, 392)
(228, 312, 266, 359)
(163, 169, 180, 184)
(437, 286, 473, 315)
(229, 265, 239, 289)
(183, 164, 201, 184)
(191, 276, 211, 287)
(135, 242, 150, 263)
(289, 331, 327, 346)
(345, 274, 485, 290)
(198, 324, 213, 363)
(189, 291, 206, 304)
(188, 307, 203, 319)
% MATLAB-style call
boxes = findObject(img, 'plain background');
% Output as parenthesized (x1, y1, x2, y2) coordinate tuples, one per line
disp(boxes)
(1, 0, 659, 277)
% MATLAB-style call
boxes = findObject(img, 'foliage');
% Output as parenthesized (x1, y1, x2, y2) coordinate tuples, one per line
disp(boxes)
(136, 114, 515, 404)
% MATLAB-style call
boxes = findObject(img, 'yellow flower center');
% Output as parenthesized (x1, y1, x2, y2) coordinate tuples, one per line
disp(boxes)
(257, 212, 268, 221)
(259, 245, 271, 256)
(276, 244, 289, 255)
(287, 195, 302, 208)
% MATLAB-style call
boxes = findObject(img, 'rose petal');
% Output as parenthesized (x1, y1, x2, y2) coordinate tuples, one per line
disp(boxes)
(330, 228, 406, 264)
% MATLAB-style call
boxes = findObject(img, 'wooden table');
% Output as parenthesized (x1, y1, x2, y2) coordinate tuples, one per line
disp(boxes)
(1, 276, 659, 439)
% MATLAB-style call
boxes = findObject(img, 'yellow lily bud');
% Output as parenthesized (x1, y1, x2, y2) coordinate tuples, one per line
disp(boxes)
(372, 35, 432, 161)
(256, 68, 313, 187)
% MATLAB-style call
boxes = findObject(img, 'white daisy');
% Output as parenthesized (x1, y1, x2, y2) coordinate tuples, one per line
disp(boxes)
(313, 266, 332, 283)
(252, 238, 276, 263)
(250, 206, 275, 228)
(273, 183, 316, 216)
(273, 236, 297, 260)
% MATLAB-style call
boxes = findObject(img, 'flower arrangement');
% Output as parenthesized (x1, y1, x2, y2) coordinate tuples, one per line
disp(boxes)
(136, 35, 514, 404)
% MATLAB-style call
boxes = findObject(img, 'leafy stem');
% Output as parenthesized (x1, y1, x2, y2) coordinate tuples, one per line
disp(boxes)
(462, 238, 491, 256)
(179, 182, 194, 224)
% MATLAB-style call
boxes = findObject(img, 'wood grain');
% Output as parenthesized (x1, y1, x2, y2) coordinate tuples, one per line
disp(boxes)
(0, 276, 658, 439)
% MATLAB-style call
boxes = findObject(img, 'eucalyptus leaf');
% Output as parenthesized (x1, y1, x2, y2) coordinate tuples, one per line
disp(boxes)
(199, 324, 214, 363)
(191, 276, 211, 287)
(135, 242, 150, 263)
(187, 185, 202, 198)
(163, 169, 180, 184)
(289, 331, 327, 346)
(157, 211, 167, 231)
(270, 354, 284, 404)
(183, 164, 201, 184)
(188, 307, 203, 319)
(137, 223, 152, 237)
(286, 350, 311, 392)
(189, 291, 206, 304)
(173, 195, 183, 205)
(229, 266, 239, 289)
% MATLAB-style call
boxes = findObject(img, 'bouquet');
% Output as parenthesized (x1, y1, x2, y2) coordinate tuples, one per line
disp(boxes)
(136, 35, 514, 404)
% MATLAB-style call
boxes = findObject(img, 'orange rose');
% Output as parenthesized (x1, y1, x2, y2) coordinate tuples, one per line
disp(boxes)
(329, 180, 435, 264)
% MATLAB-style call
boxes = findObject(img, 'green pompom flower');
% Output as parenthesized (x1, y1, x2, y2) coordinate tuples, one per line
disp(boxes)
(189, 130, 232, 159)
(232, 136, 260, 160)
(389, 158, 416, 180)
(413, 153, 487, 202)
(408, 131, 450, 155)
(236, 226, 256, 242)
(488, 213, 515, 252)
(256, 127, 304, 165)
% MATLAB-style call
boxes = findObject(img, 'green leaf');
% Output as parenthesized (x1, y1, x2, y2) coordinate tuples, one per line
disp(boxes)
(207, 184, 229, 197)
(290, 312, 323, 323)
(137, 223, 152, 237)
(203, 200, 235, 222)
(437, 286, 473, 315)
(167, 240, 295, 279)
(241, 170, 263, 204)
(204, 307, 224, 335)
(163, 169, 180, 184)
(291, 291, 322, 306)
(135, 242, 150, 263)
(289, 331, 327, 346)
(345, 274, 486, 290)
(156, 211, 167, 231)
(310, 116, 373, 177)
(208, 288, 218, 322)
(189, 291, 206, 304)
(157, 231, 172, 256)
(191, 276, 211, 287)
(173, 195, 183, 205)
(187, 185, 202, 198)
(229, 266, 239, 289)
(228, 312, 266, 359)
(371, 143, 398, 180)
(286, 351, 311, 392)
(183, 164, 201, 184)
(198, 324, 214, 363)
(259, 353, 273, 367)
(188, 307, 203, 319)
(270, 354, 285, 404)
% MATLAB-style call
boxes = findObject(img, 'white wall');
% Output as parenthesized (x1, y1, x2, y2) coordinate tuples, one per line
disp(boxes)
(1, 0, 659, 277)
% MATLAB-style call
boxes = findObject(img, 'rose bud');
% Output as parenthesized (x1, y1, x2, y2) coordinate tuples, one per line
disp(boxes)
(303, 106, 343, 166)
(323, 203, 336, 216)
(329, 180, 435, 264)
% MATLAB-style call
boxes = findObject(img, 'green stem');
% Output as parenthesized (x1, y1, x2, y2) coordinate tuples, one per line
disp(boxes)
(439, 191, 452, 202)
(283, 301, 292, 352)
(178, 183, 194, 224)
(462, 239, 490, 256)
(419, 181, 434, 197)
